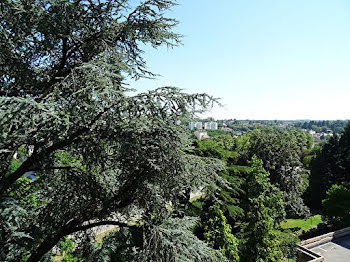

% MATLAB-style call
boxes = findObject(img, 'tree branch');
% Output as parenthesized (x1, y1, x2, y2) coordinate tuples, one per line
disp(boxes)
(72, 220, 134, 232)
(0, 100, 119, 195)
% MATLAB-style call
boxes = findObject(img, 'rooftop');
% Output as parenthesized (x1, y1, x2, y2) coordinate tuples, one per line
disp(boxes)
(298, 226, 350, 262)
(310, 234, 350, 262)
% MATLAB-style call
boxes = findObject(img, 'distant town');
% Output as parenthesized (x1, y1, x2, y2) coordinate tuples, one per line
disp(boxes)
(189, 119, 348, 141)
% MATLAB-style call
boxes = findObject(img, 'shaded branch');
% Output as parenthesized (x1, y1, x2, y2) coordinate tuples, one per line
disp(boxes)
(72, 220, 135, 232)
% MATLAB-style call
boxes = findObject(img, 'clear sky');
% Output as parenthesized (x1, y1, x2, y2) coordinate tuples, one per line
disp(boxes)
(129, 0, 350, 120)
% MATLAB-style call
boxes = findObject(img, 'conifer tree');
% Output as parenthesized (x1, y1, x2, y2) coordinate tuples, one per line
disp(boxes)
(241, 156, 284, 262)
(309, 133, 340, 210)
(0, 1, 222, 261)
(202, 205, 239, 262)
(338, 122, 350, 181)
(310, 121, 350, 210)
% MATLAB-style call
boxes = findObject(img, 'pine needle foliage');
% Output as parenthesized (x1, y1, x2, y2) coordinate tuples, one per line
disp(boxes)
(241, 156, 284, 262)
(0, 0, 222, 261)
(202, 205, 239, 262)
(144, 217, 227, 262)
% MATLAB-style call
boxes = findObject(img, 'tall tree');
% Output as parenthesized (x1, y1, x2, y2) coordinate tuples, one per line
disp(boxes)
(338, 122, 350, 180)
(309, 133, 340, 210)
(202, 205, 239, 262)
(0, 1, 222, 261)
(322, 184, 350, 228)
(0, 0, 183, 194)
(237, 129, 310, 216)
(309, 122, 350, 210)
(241, 156, 284, 262)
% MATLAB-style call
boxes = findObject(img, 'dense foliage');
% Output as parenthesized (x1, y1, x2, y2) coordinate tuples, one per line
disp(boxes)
(322, 184, 350, 228)
(293, 120, 348, 133)
(2, 0, 348, 260)
(232, 129, 311, 217)
(202, 205, 239, 261)
(240, 157, 284, 262)
(0, 1, 224, 261)
(309, 122, 350, 210)
(189, 132, 305, 260)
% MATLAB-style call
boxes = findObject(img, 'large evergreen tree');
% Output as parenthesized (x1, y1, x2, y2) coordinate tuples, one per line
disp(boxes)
(338, 122, 350, 180)
(241, 156, 284, 262)
(0, 0, 183, 194)
(309, 122, 350, 210)
(309, 133, 340, 210)
(0, 1, 223, 261)
(202, 205, 239, 262)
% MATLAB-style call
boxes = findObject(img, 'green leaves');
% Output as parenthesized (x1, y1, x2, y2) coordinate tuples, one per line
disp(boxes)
(0, 197, 32, 262)
(0, 1, 225, 261)
(241, 157, 284, 262)
(144, 216, 227, 262)
(239, 129, 310, 217)
(202, 205, 239, 262)
(0, 0, 183, 96)
(322, 184, 350, 227)
(309, 122, 350, 210)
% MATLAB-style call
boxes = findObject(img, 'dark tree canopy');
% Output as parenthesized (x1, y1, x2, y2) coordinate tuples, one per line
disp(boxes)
(240, 156, 284, 262)
(322, 184, 350, 228)
(235, 129, 311, 217)
(0, 0, 181, 97)
(0, 1, 224, 261)
(310, 121, 350, 210)
(0, 0, 185, 193)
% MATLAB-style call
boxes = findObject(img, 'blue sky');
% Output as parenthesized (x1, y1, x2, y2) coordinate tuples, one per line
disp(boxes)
(129, 0, 350, 120)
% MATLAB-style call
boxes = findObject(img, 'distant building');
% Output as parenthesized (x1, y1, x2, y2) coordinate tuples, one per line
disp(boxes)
(204, 122, 218, 130)
(194, 130, 210, 140)
(309, 130, 316, 135)
(189, 122, 195, 130)
(220, 127, 233, 132)
(196, 122, 204, 130)
(189, 122, 203, 130)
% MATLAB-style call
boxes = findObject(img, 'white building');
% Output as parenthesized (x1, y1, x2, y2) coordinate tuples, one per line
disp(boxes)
(309, 130, 316, 135)
(189, 122, 203, 130)
(204, 122, 218, 130)
(196, 122, 203, 130)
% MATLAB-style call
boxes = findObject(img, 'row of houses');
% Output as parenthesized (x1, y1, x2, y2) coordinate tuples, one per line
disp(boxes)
(305, 129, 333, 141)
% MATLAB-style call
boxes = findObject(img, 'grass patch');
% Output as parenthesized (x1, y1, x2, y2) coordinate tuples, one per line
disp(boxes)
(281, 215, 323, 234)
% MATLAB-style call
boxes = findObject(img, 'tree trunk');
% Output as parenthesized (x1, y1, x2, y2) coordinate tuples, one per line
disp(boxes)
(26, 236, 63, 262)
